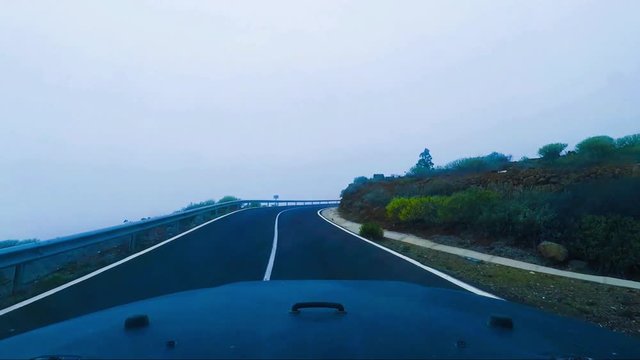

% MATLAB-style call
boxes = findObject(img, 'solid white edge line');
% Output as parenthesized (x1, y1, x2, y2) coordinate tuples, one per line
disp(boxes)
(317, 208, 503, 300)
(0, 208, 250, 317)
(263, 208, 297, 281)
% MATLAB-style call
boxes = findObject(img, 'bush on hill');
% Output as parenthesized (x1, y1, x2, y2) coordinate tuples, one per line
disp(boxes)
(538, 143, 568, 160)
(571, 215, 640, 275)
(575, 136, 617, 160)
(442, 152, 512, 174)
(340, 131, 640, 278)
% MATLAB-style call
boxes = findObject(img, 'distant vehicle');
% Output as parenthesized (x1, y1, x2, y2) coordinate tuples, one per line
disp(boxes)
(1, 280, 639, 359)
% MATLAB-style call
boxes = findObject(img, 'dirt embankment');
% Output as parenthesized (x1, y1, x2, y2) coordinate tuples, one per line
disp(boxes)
(341, 163, 640, 222)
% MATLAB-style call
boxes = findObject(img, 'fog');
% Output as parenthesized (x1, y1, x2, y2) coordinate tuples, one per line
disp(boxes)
(1, 1, 639, 239)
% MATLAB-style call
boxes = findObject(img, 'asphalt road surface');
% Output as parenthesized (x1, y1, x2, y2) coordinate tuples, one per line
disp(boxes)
(0, 205, 464, 339)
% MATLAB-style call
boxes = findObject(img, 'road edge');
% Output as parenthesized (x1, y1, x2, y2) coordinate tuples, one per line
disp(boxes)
(317, 208, 501, 300)
(0, 208, 250, 317)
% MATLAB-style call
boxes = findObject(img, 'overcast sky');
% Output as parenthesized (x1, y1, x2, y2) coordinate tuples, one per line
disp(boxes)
(1, 1, 639, 240)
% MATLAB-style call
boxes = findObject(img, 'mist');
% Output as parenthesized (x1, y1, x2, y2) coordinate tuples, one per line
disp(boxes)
(1, 1, 639, 239)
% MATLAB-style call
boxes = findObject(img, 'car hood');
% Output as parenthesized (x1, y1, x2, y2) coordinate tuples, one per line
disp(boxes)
(0, 280, 638, 359)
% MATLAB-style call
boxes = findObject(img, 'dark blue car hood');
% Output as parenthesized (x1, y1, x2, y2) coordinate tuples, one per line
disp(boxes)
(0, 280, 638, 359)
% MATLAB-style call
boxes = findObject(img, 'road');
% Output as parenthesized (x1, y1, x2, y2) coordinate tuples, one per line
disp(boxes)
(0, 206, 465, 339)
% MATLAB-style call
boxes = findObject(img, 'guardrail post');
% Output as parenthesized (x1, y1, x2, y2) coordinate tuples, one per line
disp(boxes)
(11, 263, 24, 295)
(128, 234, 137, 252)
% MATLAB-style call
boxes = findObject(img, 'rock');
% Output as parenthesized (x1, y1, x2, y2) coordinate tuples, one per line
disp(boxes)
(567, 259, 589, 272)
(537, 241, 568, 262)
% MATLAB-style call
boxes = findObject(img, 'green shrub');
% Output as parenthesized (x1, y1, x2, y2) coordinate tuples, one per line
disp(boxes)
(414, 196, 447, 225)
(551, 178, 640, 220)
(386, 189, 557, 246)
(571, 215, 640, 275)
(217, 196, 240, 203)
(181, 199, 216, 211)
(386, 189, 500, 228)
(438, 188, 500, 227)
(386, 197, 411, 221)
(408, 166, 433, 177)
(538, 143, 568, 160)
(443, 152, 512, 174)
(615, 133, 640, 149)
(480, 193, 557, 245)
(615, 134, 640, 161)
(445, 157, 485, 172)
(359, 222, 384, 240)
(386, 196, 446, 225)
(575, 136, 616, 159)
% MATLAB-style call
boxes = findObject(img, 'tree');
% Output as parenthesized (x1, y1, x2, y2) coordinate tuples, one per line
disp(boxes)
(416, 148, 434, 170)
(575, 136, 616, 159)
(353, 176, 368, 185)
(538, 143, 568, 160)
(217, 196, 240, 203)
(443, 152, 511, 173)
(616, 134, 640, 149)
(409, 148, 434, 175)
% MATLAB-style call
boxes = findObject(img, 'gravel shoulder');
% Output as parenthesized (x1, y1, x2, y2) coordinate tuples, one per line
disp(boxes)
(375, 237, 640, 338)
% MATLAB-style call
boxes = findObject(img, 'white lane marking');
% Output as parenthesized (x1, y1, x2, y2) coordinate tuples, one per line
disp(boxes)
(317, 209, 502, 300)
(263, 208, 299, 281)
(0, 208, 249, 317)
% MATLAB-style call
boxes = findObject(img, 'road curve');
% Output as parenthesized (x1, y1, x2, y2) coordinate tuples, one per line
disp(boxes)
(272, 207, 463, 290)
(0, 205, 466, 339)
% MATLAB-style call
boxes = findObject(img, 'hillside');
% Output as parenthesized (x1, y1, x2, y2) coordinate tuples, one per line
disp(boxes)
(340, 134, 640, 280)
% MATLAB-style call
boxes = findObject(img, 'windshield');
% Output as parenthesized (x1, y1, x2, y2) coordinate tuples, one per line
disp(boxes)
(1, 1, 639, 358)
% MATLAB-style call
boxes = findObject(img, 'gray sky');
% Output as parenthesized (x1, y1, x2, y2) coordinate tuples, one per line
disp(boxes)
(1, 0, 639, 240)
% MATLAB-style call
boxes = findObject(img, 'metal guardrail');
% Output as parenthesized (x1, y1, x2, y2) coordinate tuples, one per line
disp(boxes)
(0, 200, 339, 295)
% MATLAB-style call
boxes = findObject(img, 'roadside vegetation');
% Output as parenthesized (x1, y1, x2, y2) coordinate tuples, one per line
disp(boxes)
(359, 222, 383, 240)
(340, 133, 640, 280)
(181, 199, 217, 212)
(177, 195, 241, 212)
